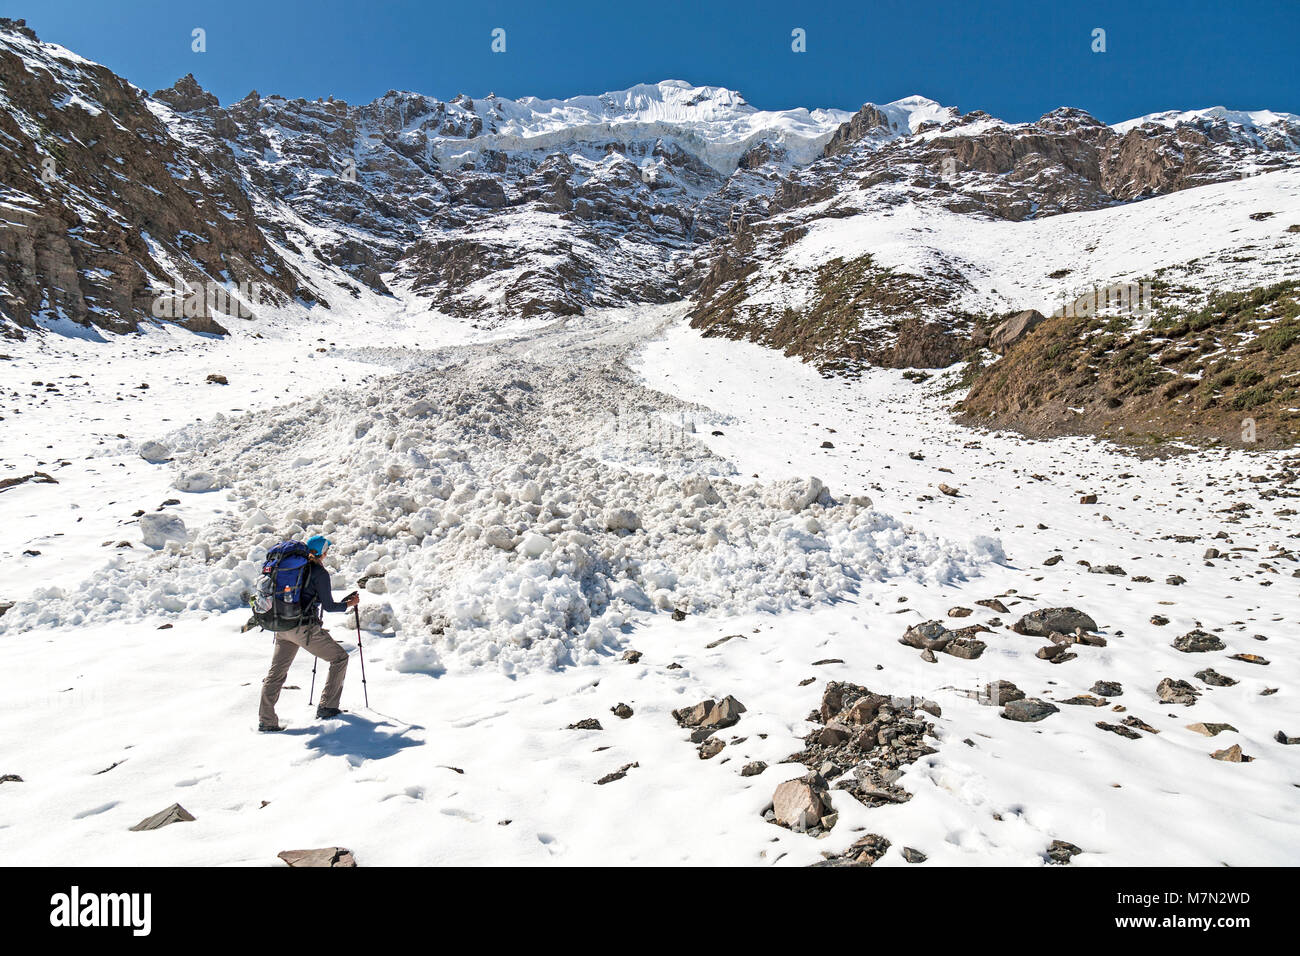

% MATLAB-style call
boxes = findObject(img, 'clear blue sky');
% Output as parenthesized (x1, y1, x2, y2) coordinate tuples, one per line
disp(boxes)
(11, 0, 1299, 121)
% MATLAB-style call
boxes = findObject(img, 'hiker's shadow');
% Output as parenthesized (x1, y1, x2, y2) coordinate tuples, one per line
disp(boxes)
(292, 714, 423, 764)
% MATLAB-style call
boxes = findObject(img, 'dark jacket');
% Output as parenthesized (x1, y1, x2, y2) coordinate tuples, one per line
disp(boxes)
(302, 560, 348, 618)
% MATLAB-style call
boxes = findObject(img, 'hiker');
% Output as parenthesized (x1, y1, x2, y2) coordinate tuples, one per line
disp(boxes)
(258, 535, 360, 732)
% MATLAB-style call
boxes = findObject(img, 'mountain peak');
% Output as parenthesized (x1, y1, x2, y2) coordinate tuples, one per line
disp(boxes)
(153, 73, 218, 112)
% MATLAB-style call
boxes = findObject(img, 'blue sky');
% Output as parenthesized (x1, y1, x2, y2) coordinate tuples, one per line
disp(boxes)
(12, 0, 1300, 122)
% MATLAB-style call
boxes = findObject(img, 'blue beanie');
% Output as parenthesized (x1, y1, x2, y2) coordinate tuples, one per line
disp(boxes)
(306, 535, 332, 556)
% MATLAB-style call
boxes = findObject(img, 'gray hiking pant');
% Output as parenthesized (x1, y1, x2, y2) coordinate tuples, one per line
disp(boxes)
(259, 619, 348, 725)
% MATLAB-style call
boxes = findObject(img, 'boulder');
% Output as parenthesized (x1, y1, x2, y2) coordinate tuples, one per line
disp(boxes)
(772, 773, 831, 830)
(1013, 607, 1098, 637)
(989, 309, 1047, 354)
(900, 620, 953, 651)
(982, 680, 1025, 705)
(1156, 678, 1200, 705)
(1001, 698, 1059, 722)
(672, 695, 746, 731)
(1173, 629, 1226, 653)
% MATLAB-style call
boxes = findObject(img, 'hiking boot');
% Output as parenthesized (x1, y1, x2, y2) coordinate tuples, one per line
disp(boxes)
(316, 706, 344, 719)
(258, 722, 283, 733)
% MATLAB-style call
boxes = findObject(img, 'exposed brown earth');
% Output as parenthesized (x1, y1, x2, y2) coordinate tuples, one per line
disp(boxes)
(957, 282, 1300, 449)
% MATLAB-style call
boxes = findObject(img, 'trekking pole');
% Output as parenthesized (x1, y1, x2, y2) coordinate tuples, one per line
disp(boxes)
(355, 605, 369, 708)
(309, 657, 318, 710)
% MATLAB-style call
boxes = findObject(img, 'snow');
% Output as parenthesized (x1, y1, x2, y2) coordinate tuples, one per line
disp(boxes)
(425, 80, 852, 175)
(2, 284, 1297, 865)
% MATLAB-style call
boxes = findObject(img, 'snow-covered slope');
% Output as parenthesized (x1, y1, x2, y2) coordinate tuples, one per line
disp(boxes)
(428, 80, 852, 174)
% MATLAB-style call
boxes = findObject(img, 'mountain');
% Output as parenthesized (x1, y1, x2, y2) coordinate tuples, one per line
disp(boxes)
(2, 12, 1299, 400)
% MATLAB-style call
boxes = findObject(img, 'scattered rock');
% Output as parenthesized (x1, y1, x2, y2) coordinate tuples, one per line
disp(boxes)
(1274, 731, 1299, 745)
(938, 483, 960, 497)
(740, 761, 767, 777)
(944, 637, 986, 660)
(772, 773, 833, 831)
(610, 703, 633, 720)
(1173, 629, 1226, 653)
(900, 620, 953, 651)
(595, 762, 639, 785)
(622, 650, 642, 664)
(1156, 678, 1200, 706)
(901, 846, 927, 864)
(277, 847, 356, 867)
(1043, 554, 1063, 566)
(0, 774, 22, 784)
(1013, 607, 1098, 637)
(948, 606, 973, 618)
(566, 718, 603, 731)
(1079, 494, 1098, 505)
(1196, 668, 1238, 687)
(1002, 698, 1059, 722)
(1187, 722, 1237, 737)
(1061, 694, 1107, 706)
(1047, 840, 1083, 864)
(130, 803, 195, 831)
(814, 833, 891, 867)
(205, 373, 228, 385)
(1228, 653, 1269, 666)
(1122, 715, 1159, 734)
(1210, 744, 1252, 763)
(672, 696, 747, 731)
(1091, 681, 1123, 697)
(979, 680, 1025, 705)
(1097, 721, 1141, 739)
(698, 737, 725, 759)
(1166, 575, 1186, 586)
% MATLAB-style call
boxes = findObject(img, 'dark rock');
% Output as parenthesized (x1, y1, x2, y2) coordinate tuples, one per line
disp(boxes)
(1173, 629, 1226, 653)
(698, 738, 725, 759)
(610, 703, 633, 720)
(566, 718, 603, 731)
(981, 680, 1025, 705)
(1097, 721, 1141, 739)
(1195, 668, 1238, 687)
(740, 761, 767, 777)
(1002, 698, 1059, 722)
(1156, 678, 1200, 705)
(1013, 607, 1098, 636)
(1047, 840, 1083, 864)
(595, 762, 639, 785)
(1091, 681, 1123, 697)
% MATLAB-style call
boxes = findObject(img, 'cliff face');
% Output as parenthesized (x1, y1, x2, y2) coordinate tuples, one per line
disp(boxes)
(0, 22, 314, 338)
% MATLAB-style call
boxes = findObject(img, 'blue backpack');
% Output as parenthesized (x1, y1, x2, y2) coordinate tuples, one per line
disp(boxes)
(249, 541, 313, 632)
